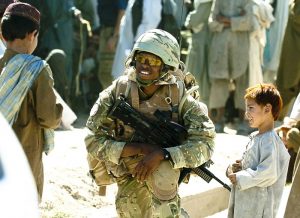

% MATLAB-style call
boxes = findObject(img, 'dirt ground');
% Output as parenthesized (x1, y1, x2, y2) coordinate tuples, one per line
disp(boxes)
(39, 114, 288, 218)
(40, 114, 118, 218)
(39, 112, 246, 218)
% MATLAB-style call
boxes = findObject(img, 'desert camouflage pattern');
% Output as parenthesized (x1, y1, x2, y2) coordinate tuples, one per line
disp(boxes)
(86, 69, 215, 217)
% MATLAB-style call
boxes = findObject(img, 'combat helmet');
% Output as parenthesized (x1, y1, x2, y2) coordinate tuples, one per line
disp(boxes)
(129, 29, 180, 71)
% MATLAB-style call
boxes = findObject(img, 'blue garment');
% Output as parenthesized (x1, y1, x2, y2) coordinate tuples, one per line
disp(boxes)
(0, 54, 45, 124)
(263, 29, 271, 67)
(0, 54, 54, 154)
(97, 0, 127, 27)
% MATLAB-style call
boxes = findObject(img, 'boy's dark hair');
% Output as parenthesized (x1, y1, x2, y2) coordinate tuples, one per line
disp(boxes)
(1, 14, 39, 41)
(244, 83, 283, 120)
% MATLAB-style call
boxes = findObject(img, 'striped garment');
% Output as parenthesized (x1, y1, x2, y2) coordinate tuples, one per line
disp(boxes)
(0, 54, 54, 154)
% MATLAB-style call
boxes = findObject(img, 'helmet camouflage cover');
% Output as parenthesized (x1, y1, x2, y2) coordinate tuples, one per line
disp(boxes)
(130, 29, 180, 70)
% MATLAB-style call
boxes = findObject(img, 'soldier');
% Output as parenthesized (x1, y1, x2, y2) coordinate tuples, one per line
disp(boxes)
(86, 29, 215, 217)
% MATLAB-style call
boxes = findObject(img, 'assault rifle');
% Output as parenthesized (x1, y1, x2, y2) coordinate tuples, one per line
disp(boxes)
(108, 96, 231, 191)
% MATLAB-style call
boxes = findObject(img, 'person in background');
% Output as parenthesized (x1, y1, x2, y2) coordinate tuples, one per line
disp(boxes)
(72, 0, 95, 101)
(86, 29, 215, 217)
(263, 0, 289, 83)
(184, 0, 213, 106)
(111, 0, 162, 79)
(0, 2, 63, 201)
(208, 0, 273, 134)
(96, 0, 127, 90)
(21, 0, 82, 106)
(276, 0, 300, 120)
(226, 83, 290, 218)
(276, 92, 300, 217)
(91, 0, 100, 28)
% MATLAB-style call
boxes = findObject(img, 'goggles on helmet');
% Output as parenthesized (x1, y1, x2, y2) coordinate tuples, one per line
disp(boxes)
(135, 52, 163, 67)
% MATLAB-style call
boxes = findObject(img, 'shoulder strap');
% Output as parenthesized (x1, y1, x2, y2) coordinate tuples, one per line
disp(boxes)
(178, 84, 199, 118)
(130, 82, 139, 109)
(116, 77, 141, 111)
(169, 81, 185, 122)
(115, 78, 131, 99)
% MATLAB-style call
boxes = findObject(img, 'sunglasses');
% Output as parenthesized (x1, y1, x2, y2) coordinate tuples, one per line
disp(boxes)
(135, 53, 162, 67)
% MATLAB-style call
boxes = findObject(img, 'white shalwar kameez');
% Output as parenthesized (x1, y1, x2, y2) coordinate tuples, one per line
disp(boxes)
(228, 130, 290, 218)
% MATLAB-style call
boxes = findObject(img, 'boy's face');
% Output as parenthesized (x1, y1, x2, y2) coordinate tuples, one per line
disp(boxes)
(245, 98, 270, 128)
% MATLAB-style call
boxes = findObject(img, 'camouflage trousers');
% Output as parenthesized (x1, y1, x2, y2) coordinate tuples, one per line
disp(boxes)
(115, 176, 188, 218)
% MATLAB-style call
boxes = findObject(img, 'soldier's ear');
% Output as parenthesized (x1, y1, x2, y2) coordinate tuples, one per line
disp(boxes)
(161, 65, 172, 73)
(130, 60, 136, 68)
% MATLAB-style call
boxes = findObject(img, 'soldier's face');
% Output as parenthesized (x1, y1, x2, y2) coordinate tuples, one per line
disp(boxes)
(135, 52, 163, 81)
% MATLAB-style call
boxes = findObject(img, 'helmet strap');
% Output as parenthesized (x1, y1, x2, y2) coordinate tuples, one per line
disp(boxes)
(135, 64, 171, 87)
(136, 77, 157, 87)
(136, 72, 169, 87)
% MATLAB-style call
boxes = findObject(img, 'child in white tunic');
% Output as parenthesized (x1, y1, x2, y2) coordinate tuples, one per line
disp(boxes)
(226, 83, 290, 218)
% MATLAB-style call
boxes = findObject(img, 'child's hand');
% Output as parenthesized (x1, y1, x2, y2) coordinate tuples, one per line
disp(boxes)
(232, 159, 242, 173)
(226, 159, 242, 177)
(228, 173, 237, 185)
(226, 164, 233, 177)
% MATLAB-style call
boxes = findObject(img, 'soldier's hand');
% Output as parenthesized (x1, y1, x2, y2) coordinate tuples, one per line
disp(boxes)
(132, 149, 164, 182)
(140, 143, 161, 155)
(121, 143, 160, 158)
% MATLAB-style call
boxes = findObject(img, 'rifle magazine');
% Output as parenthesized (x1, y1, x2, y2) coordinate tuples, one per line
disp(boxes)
(192, 167, 213, 183)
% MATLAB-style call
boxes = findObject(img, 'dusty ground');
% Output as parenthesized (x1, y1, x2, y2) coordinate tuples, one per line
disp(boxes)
(39, 113, 246, 218)
(40, 114, 118, 218)
(39, 114, 288, 218)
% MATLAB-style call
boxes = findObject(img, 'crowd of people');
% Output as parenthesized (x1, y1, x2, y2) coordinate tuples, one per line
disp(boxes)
(0, 0, 300, 217)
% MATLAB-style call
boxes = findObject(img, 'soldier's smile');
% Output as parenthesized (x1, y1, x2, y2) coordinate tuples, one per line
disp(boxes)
(140, 70, 150, 75)
(135, 52, 163, 81)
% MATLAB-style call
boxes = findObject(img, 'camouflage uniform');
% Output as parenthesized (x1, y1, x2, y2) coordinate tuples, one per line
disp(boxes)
(86, 67, 215, 217)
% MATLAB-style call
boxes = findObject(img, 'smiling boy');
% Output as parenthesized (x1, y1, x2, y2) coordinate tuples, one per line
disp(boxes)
(226, 83, 290, 218)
